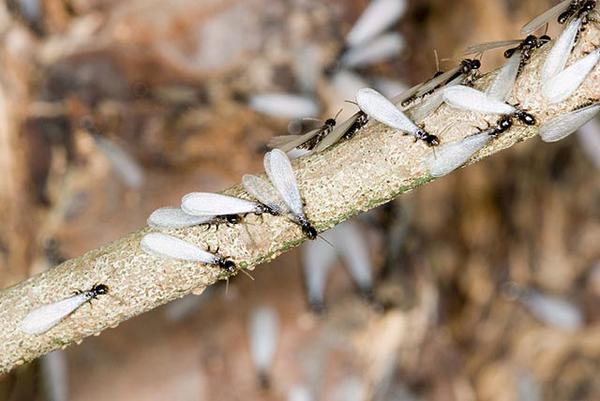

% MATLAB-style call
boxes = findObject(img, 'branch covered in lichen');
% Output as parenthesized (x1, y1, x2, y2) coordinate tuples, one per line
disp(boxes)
(0, 21, 598, 374)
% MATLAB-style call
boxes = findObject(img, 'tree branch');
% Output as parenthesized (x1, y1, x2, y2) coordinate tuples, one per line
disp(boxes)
(0, 21, 598, 374)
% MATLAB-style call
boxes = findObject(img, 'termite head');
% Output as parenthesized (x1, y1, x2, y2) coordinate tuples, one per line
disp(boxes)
(515, 111, 536, 125)
(217, 258, 236, 273)
(91, 284, 109, 297)
(424, 133, 440, 147)
(582, 0, 596, 13)
(462, 58, 481, 73)
(496, 116, 513, 133)
(324, 118, 336, 127)
(522, 35, 538, 49)
(504, 48, 517, 58)
(258, 204, 279, 216)
(558, 5, 576, 24)
(225, 214, 241, 225)
(301, 221, 318, 240)
(538, 35, 552, 46)
(415, 128, 440, 147)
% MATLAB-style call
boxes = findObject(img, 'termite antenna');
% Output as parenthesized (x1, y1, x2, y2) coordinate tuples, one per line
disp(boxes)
(317, 234, 335, 249)
(344, 100, 359, 106)
(238, 268, 255, 281)
(433, 48, 440, 71)
(334, 108, 343, 119)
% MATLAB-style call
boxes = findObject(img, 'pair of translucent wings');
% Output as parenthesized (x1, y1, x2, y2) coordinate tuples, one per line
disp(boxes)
(355, 88, 419, 135)
(243, 149, 306, 222)
(141, 232, 220, 264)
(20, 292, 93, 335)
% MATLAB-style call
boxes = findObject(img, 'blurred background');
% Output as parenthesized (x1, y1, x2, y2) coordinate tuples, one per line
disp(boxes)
(0, 0, 599, 400)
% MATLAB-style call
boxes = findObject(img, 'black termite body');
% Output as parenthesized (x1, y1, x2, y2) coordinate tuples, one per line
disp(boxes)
(504, 34, 552, 68)
(449, 58, 482, 85)
(300, 220, 318, 240)
(558, 0, 596, 24)
(414, 128, 441, 147)
(513, 110, 537, 126)
(75, 284, 109, 301)
(485, 116, 513, 137)
(400, 58, 481, 107)
(300, 117, 337, 150)
(341, 112, 369, 140)
(217, 258, 237, 274)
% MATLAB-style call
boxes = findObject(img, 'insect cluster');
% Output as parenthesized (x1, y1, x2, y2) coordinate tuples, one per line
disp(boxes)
(18, 0, 599, 340)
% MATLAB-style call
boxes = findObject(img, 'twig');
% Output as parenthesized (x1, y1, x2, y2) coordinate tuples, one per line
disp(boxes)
(0, 21, 598, 374)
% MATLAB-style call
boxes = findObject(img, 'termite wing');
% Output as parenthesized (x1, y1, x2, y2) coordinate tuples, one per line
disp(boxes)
(20, 284, 109, 335)
(92, 133, 145, 190)
(140, 232, 236, 272)
(541, 17, 582, 81)
(485, 50, 522, 102)
(539, 102, 600, 142)
(147, 207, 228, 229)
(443, 85, 536, 125)
(356, 88, 440, 146)
(520, 0, 596, 35)
(181, 192, 276, 221)
(340, 32, 405, 69)
(302, 233, 336, 312)
(302, 222, 375, 312)
(344, 0, 407, 49)
(542, 48, 600, 104)
(577, 117, 600, 168)
(248, 306, 280, 388)
(249, 93, 319, 119)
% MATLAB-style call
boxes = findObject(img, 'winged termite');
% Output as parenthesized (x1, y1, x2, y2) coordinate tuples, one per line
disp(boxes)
(140, 232, 236, 273)
(263, 149, 318, 239)
(405, 59, 481, 104)
(181, 193, 275, 220)
(464, 35, 551, 69)
(539, 103, 600, 142)
(243, 150, 318, 239)
(313, 111, 369, 152)
(443, 85, 536, 125)
(356, 88, 440, 146)
(268, 110, 342, 152)
(20, 284, 109, 335)
(520, 0, 596, 35)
